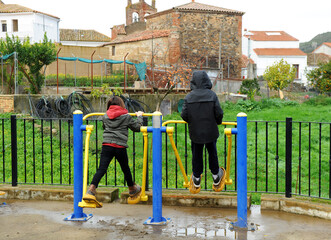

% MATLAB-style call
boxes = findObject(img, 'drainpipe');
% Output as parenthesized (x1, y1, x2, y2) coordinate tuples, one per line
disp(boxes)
(56, 48, 62, 94)
(91, 50, 96, 90)
(124, 52, 129, 93)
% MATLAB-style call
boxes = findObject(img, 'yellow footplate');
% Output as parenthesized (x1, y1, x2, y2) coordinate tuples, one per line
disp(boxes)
(79, 199, 103, 208)
(127, 191, 142, 204)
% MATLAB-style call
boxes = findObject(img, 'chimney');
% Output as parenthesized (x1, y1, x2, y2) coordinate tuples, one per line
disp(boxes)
(127, 0, 131, 6)
(152, 0, 155, 8)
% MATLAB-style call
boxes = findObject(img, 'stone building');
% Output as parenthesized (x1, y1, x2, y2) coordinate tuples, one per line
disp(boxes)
(105, 0, 244, 79)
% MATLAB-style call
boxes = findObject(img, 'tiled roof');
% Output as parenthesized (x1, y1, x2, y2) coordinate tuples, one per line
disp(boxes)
(146, 1, 244, 19)
(174, 2, 244, 15)
(103, 30, 170, 45)
(0, 4, 59, 19)
(254, 48, 306, 56)
(323, 42, 331, 48)
(60, 29, 111, 42)
(244, 31, 298, 41)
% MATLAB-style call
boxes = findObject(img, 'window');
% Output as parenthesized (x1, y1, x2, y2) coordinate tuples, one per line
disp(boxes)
(1, 20, 7, 32)
(293, 64, 299, 79)
(112, 46, 116, 56)
(132, 12, 139, 22)
(12, 19, 18, 32)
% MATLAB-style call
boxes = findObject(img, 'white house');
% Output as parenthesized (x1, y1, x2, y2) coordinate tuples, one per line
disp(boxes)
(242, 30, 308, 85)
(0, 1, 60, 43)
(313, 42, 331, 56)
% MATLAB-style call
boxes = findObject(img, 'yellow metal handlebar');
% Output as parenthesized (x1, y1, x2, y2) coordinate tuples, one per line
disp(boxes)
(162, 120, 237, 127)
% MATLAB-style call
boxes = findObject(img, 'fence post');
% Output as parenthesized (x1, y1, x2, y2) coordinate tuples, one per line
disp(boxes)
(11, 115, 17, 187)
(286, 117, 292, 198)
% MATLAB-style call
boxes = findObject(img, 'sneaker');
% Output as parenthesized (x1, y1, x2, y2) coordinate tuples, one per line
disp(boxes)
(129, 184, 141, 197)
(189, 174, 201, 194)
(212, 167, 226, 192)
(83, 189, 97, 202)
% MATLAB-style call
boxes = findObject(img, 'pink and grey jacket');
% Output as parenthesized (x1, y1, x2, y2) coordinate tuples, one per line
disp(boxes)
(102, 105, 143, 148)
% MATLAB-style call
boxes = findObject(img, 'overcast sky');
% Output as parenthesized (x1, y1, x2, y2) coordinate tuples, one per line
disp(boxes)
(3, 0, 331, 42)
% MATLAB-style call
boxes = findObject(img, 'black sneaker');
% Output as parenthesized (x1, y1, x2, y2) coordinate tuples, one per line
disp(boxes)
(192, 175, 201, 188)
(189, 174, 201, 194)
(212, 167, 226, 192)
(213, 168, 224, 185)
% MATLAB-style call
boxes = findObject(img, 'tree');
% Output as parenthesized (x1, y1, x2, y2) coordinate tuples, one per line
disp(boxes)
(306, 60, 331, 94)
(0, 33, 56, 94)
(263, 59, 296, 98)
(147, 40, 193, 111)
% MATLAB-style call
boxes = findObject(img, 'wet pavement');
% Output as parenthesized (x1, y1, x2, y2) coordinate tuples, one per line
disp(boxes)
(0, 199, 331, 240)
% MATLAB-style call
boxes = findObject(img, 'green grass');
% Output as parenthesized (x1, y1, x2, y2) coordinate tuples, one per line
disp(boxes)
(0, 97, 330, 199)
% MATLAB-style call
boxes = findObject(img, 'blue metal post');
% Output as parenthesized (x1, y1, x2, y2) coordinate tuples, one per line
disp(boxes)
(64, 110, 92, 221)
(236, 112, 248, 228)
(144, 112, 170, 225)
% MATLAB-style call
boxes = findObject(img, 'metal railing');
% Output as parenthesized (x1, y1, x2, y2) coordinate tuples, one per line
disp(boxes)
(0, 116, 330, 200)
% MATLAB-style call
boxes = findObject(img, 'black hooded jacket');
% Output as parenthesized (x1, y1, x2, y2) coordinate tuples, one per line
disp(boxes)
(181, 71, 223, 144)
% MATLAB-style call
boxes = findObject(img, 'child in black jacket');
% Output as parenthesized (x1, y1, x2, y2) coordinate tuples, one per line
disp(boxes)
(181, 70, 226, 194)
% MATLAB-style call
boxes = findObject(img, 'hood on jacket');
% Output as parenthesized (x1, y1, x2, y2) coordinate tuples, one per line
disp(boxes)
(190, 71, 212, 90)
(106, 105, 128, 119)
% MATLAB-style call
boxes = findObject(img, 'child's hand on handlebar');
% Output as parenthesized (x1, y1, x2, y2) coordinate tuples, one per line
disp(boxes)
(135, 111, 144, 117)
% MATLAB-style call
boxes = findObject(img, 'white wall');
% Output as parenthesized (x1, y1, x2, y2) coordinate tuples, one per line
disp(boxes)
(242, 37, 299, 56)
(0, 12, 59, 43)
(33, 13, 59, 43)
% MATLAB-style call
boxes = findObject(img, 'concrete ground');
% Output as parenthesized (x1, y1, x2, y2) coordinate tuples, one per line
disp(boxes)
(1, 199, 331, 240)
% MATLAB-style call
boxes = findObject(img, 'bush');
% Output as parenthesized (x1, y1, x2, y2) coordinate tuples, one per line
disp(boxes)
(304, 95, 331, 106)
(239, 78, 261, 100)
(306, 60, 331, 94)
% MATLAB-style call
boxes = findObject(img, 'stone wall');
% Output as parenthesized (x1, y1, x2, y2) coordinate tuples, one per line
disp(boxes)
(0, 95, 14, 113)
(108, 36, 170, 67)
(146, 10, 242, 77)
(180, 12, 242, 78)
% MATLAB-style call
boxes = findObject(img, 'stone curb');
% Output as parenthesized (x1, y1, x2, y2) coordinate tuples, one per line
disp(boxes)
(261, 194, 331, 220)
(121, 190, 250, 208)
(0, 185, 118, 203)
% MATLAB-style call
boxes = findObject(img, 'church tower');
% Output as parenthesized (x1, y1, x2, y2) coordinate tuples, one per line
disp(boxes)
(126, 0, 157, 26)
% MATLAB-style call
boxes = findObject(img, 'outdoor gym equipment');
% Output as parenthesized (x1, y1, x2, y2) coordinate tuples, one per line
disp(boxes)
(66, 110, 248, 229)
(78, 124, 102, 208)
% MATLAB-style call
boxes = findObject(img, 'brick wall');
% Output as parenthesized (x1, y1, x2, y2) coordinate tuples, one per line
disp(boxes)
(0, 95, 14, 113)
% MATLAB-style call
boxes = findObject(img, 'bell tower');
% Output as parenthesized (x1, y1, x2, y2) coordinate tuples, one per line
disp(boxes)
(126, 0, 157, 26)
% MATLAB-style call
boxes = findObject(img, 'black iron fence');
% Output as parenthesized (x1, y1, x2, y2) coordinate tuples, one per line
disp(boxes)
(1, 116, 330, 200)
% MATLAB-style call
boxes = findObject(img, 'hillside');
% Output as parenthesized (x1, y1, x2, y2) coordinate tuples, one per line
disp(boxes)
(299, 32, 331, 53)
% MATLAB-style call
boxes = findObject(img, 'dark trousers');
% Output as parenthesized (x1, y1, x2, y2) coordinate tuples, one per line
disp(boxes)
(191, 141, 220, 178)
(91, 145, 134, 187)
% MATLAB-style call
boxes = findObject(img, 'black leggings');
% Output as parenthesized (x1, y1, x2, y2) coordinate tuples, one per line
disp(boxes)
(191, 141, 220, 178)
(91, 145, 134, 187)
